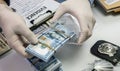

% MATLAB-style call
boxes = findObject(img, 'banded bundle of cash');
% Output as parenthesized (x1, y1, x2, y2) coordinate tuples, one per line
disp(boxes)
(28, 56, 63, 71)
(26, 21, 76, 62)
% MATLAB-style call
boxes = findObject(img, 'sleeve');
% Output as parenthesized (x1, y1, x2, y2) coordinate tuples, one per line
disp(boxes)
(89, 0, 95, 5)
(4, 0, 10, 6)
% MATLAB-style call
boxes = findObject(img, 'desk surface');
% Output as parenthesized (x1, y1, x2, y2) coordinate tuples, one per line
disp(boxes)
(0, 7, 120, 71)
(55, 7, 120, 71)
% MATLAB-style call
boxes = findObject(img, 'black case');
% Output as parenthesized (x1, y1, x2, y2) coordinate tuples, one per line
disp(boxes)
(90, 40, 120, 65)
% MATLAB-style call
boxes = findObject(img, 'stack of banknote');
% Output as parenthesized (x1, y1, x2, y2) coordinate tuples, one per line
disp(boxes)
(28, 56, 63, 71)
(26, 21, 76, 62)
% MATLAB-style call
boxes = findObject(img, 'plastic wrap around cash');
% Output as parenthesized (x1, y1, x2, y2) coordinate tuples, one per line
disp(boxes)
(82, 60, 114, 71)
(50, 15, 80, 43)
(26, 15, 78, 62)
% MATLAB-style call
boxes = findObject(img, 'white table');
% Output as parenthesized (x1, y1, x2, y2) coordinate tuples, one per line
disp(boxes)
(55, 7, 120, 71)
(0, 6, 120, 71)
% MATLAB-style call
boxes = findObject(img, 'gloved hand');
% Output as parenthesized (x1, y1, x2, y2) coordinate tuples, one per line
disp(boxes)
(51, 0, 96, 45)
(0, 4, 38, 57)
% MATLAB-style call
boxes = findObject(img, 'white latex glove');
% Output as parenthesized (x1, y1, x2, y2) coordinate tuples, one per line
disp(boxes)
(0, 5, 38, 57)
(51, 0, 96, 45)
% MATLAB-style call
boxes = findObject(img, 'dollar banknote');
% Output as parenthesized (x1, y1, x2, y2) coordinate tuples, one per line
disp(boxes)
(26, 15, 76, 62)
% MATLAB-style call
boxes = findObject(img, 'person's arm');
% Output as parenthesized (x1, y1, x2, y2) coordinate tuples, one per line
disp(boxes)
(51, 0, 96, 45)
(0, 0, 38, 58)
(89, 0, 94, 5)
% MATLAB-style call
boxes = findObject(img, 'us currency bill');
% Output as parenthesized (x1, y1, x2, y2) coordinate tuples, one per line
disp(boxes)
(25, 15, 78, 62)
(26, 22, 75, 62)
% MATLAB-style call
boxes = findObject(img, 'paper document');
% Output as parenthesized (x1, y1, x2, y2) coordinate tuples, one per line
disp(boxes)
(10, 0, 60, 28)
